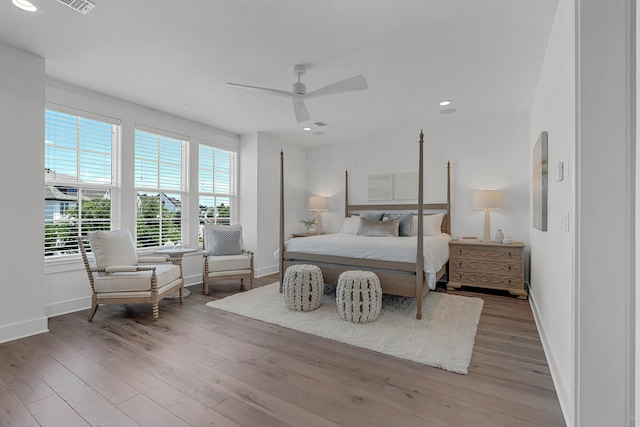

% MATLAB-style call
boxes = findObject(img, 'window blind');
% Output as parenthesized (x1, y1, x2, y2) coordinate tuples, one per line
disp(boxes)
(198, 144, 236, 242)
(135, 129, 187, 248)
(44, 109, 119, 256)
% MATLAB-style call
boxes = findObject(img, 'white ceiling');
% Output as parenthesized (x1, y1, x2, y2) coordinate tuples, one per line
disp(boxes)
(0, 0, 558, 147)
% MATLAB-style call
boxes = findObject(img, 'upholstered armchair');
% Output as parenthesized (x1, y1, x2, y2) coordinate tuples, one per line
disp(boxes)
(202, 224, 254, 295)
(77, 230, 184, 321)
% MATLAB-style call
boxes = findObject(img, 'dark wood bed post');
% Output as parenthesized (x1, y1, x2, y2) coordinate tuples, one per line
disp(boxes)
(345, 170, 349, 217)
(279, 150, 285, 293)
(415, 131, 425, 320)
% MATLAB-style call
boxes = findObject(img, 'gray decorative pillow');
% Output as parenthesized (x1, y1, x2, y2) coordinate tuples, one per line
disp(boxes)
(387, 213, 413, 236)
(358, 217, 400, 237)
(212, 230, 242, 255)
(360, 212, 384, 221)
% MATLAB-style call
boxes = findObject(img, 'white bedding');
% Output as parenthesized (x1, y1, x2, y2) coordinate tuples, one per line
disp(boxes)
(278, 232, 451, 290)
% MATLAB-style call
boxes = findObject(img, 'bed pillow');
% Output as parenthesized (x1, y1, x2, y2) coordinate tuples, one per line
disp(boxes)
(359, 212, 384, 221)
(212, 230, 242, 255)
(339, 217, 361, 234)
(387, 213, 413, 236)
(410, 213, 446, 236)
(358, 217, 400, 237)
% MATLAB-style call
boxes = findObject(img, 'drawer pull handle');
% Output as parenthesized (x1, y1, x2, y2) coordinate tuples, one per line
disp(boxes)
(508, 266, 512, 271)
(459, 262, 462, 267)
(508, 279, 512, 284)
(459, 274, 462, 279)
(508, 252, 512, 258)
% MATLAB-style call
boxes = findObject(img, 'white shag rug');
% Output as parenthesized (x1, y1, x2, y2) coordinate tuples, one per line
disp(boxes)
(206, 283, 484, 374)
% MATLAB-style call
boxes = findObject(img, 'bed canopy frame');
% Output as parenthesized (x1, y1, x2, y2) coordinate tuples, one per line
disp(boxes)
(278, 131, 451, 319)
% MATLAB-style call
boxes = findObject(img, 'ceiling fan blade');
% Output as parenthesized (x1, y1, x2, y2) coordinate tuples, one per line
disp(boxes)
(292, 99, 311, 123)
(304, 75, 369, 99)
(227, 82, 300, 98)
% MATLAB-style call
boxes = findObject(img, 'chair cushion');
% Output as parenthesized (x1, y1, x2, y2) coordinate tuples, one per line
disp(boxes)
(206, 254, 251, 272)
(94, 263, 181, 293)
(212, 230, 242, 255)
(88, 230, 138, 270)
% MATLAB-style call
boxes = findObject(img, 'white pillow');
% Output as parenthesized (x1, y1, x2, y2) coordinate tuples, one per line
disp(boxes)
(88, 229, 138, 269)
(339, 217, 361, 234)
(410, 213, 446, 236)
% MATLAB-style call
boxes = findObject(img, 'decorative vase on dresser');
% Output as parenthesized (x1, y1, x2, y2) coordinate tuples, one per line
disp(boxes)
(447, 240, 527, 299)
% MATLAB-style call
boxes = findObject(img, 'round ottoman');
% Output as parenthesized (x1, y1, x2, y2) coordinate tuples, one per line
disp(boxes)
(283, 264, 324, 311)
(336, 270, 382, 323)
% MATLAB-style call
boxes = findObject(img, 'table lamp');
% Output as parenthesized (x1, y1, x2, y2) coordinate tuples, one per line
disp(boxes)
(309, 196, 329, 234)
(472, 190, 504, 242)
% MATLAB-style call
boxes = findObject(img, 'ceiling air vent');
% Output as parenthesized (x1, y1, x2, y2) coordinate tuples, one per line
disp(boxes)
(55, 0, 96, 14)
(313, 121, 328, 127)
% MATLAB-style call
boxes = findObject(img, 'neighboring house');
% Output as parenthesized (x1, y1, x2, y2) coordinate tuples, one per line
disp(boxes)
(44, 169, 110, 220)
(136, 192, 181, 214)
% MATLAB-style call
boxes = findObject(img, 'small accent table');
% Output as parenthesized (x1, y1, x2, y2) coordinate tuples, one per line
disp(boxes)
(153, 247, 200, 298)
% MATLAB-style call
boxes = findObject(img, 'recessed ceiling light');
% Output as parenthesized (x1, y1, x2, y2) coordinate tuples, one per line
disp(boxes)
(303, 127, 312, 131)
(439, 100, 451, 106)
(12, 0, 39, 12)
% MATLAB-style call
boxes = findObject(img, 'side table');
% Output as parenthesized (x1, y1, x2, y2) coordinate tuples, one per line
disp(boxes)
(153, 247, 200, 298)
(291, 232, 324, 238)
(447, 240, 527, 299)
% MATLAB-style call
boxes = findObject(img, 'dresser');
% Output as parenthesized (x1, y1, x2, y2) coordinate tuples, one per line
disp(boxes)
(447, 240, 527, 299)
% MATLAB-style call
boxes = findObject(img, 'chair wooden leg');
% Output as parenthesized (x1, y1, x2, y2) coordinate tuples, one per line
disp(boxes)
(203, 278, 209, 296)
(179, 286, 184, 303)
(152, 303, 159, 319)
(250, 275, 254, 289)
(87, 295, 99, 322)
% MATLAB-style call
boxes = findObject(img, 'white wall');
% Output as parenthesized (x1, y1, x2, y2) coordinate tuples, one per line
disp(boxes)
(574, 0, 634, 424)
(527, 0, 575, 423)
(0, 43, 48, 343)
(305, 115, 531, 249)
(42, 80, 240, 318)
(239, 132, 259, 255)
(250, 132, 309, 275)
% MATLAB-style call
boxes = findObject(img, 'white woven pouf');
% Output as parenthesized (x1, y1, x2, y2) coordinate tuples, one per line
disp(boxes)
(283, 264, 324, 311)
(336, 270, 382, 323)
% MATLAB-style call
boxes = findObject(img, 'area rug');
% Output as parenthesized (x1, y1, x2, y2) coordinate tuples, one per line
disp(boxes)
(206, 283, 484, 374)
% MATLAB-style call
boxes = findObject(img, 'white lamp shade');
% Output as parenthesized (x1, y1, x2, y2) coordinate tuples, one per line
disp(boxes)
(472, 190, 504, 210)
(309, 196, 329, 211)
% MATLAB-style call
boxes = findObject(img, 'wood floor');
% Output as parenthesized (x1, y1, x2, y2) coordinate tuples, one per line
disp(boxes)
(0, 274, 565, 427)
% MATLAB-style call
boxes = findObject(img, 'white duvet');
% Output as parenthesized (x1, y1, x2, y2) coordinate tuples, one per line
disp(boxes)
(277, 233, 451, 290)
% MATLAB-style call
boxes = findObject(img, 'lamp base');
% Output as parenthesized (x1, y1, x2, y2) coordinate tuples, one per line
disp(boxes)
(315, 211, 323, 235)
(482, 208, 491, 242)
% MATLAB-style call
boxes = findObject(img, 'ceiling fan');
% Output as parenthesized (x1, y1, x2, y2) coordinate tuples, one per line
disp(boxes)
(227, 65, 368, 123)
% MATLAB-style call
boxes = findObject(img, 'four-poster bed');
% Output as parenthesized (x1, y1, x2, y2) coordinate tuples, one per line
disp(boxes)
(278, 131, 451, 319)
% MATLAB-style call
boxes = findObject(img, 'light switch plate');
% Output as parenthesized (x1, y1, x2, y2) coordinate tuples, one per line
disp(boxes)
(556, 161, 564, 182)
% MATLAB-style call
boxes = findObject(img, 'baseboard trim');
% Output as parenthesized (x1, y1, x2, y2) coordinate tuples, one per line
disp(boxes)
(0, 316, 49, 345)
(45, 296, 91, 318)
(256, 265, 278, 278)
(529, 291, 572, 426)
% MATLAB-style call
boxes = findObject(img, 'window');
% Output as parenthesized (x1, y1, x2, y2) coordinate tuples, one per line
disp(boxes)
(44, 109, 120, 256)
(135, 128, 187, 248)
(198, 145, 236, 241)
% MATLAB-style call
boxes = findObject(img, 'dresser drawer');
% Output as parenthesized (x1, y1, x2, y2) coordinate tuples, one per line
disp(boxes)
(449, 257, 522, 275)
(449, 245, 523, 261)
(449, 271, 523, 289)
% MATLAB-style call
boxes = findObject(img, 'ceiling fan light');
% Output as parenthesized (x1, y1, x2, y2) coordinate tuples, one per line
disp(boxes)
(303, 127, 312, 131)
(439, 100, 451, 106)
(12, 0, 38, 12)
(293, 81, 306, 95)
